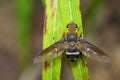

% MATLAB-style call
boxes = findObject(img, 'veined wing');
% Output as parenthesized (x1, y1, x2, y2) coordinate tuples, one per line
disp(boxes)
(78, 38, 111, 62)
(33, 39, 66, 63)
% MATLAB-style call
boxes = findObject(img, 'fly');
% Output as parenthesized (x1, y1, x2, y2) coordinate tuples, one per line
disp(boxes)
(34, 22, 111, 63)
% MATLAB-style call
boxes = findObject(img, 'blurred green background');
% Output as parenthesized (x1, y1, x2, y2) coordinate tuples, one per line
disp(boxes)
(0, 0, 120, 80)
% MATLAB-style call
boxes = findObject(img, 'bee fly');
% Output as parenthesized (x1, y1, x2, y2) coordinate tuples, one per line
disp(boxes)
(34, 22, 111, 63)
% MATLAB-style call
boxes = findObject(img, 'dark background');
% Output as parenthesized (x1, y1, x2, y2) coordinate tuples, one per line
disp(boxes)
(0, 0, 120, 80)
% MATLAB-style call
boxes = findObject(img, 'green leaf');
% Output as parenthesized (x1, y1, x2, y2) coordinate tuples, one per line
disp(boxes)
(15, 0, 33, 69)
(42, 0, 88, 80)
(83, 0, 106, 39)
(42, 0, 62, 80)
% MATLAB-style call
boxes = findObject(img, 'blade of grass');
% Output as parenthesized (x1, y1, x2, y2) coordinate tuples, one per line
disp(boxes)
(15, 0, 33, 69)
(59, 0, 89, 80)
(83, 0, 106, 39)
(83, 0, 105, 23)
(42, 0, 88, 80)
(42, 0, 63, 80)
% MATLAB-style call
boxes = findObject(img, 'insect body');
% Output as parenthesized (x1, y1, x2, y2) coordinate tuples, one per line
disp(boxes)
(34, 22, 111, 63)
(65, 23, 82, 62)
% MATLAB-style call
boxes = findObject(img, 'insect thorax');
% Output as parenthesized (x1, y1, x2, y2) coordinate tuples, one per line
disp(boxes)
(67, 33, 78, 42)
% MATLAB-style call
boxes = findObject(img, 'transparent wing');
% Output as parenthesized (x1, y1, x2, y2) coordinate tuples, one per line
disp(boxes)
(78, 38, 111, 62)
(33, 40, 65, 63)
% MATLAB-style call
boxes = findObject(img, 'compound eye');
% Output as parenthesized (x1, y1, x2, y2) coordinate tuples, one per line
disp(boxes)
(73, 23, 78, 28)
(75, 24, 77, 28)
(67, 24, 70, 28)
